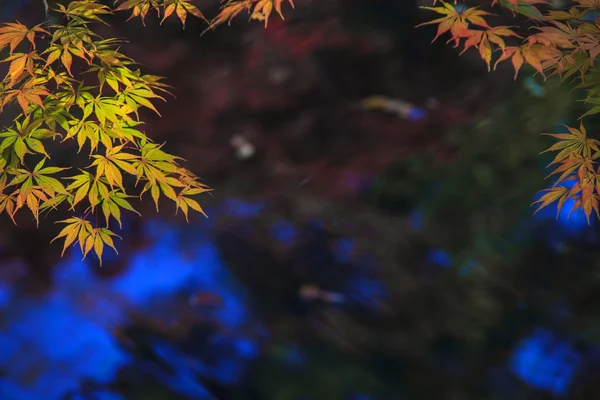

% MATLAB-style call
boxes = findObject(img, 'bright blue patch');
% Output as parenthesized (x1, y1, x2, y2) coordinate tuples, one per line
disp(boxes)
(0, 281, 12, 308)
(233, 337, 260, 359)
(0, 215, 258, 399)
(331, 238, 355, 263)
(88, 392, 126, 400)
(153, 339, 247, 386)
(271, 220, 296, 247)
(0, 291, 130, 400)
(148, 340, 216, 395)
(428, 248, 452, 268)
(510, 328, 581, 396)
(407, 107, 427, 121)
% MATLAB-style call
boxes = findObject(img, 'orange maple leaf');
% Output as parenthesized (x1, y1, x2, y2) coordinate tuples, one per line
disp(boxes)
(532, 185, 570, 216)
(494, 44, 550, 79)
(114, 0, 159, 25)
(0, 22, 48, 54)
(418, 2, 492, 46)
(2, 51, 40, 86)
(274, 0, 294, 19)
(460, 26, 520, 70)
(527, 26, 574, 48)
(205, 0, 252, 32)
(2, 80, 51, 114)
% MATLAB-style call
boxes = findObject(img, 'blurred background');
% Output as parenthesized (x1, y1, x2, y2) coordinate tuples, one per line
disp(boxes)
(1, 0, 600, 399)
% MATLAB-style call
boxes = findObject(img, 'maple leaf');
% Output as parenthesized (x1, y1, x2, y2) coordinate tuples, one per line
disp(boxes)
(2, 52, 40, 87)
(160, 0, 207, 27)
(6, 160, 69, 223)
(101, 190, 140, 228)
(532, 185, 570, 216)
(578, 172, 600, 222)
(536, 121, 600, 220)
(542, 122, 600, 165)
(205, 0, 252, 32)
(118, 83, 165, 118)
(176, 185, 209, 221)
(545, 9, 582, 21)
(114, 0, 160, 24)
(1, 78, 51, 114)
(52, 217, 119, 263)
(578, 92, 600, 119)
(0, 115, 56, 161)
(460, 26, 520, 70)
(251, 0, 273, 27)
(31, 159, 70, 197)
(418, 2, 492, 46)
(275, 0, 294, 19)
(64, 171, 93, 209)
(546, 153, 596, 187)
(89, 144, 139, 190)
(494, 44, 551, 79)
(527, 26, 574, 49)
(56, 1, 112, 23)
(0, 23, 48, 54)
(0, 193, 17, 223)
(540, 48, 580, 81)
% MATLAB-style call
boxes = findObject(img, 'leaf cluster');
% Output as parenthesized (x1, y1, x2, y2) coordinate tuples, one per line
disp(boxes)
(0, 0, 218, 262)
(421, 0, 600, 222)
(114, 0, 295, 30)
(205, 0, 295, 30)
(534, 122, 600, 222)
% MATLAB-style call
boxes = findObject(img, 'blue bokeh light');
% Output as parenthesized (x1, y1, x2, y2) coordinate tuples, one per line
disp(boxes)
(428, 248, 453, 268)
(510, 328, 581, 396)
(407, 107, 427, 121)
